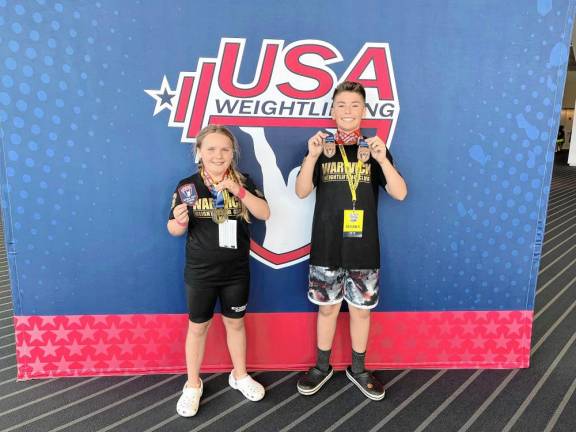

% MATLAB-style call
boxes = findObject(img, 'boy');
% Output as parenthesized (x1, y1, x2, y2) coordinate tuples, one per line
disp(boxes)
(295, 81, 407, 400)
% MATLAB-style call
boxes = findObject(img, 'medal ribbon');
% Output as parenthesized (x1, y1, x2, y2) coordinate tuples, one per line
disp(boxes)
(202, 169, 230, 209)
(335, 129, 361, 145)
(338, 145, 363, 208)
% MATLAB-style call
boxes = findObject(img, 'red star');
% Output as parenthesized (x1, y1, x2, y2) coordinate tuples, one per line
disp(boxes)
(450, 335, 464, 349)
(438, 322, 452, 336)
(505, 321, 524, 337)
(65, 315, 85, 328)
(504, 352, 519, 364)
(105, 354, 124, 371)
(27, 324, 45, 343)
(40, 339, 59, 357)
(118, 341, 135, 355)
(475, 311, 490, 322)
(29, 357, 47, 375)
(482, 351, 500, 365)
(17, 340, 34, 358)
(54, 358, 73, 374)
(129, 326, 149, 342)
(457, 351, 476, 363)
(483, 320, 501, 336)
(460, 322, 478, 335)
(471, 335, 487, 349)
(119, 315, 135, 326)
(143, 341, 159, 356)
(53, 324, 73, 343)
(92, 315, 110, 327)
(67, 339, 84, 356)
(92, 339, 110, 356)
(78, 325, 98, 343)
(14, 315, 31, 329)
(105, 324, 123, 343)
(40, 316, 58, 328)
(494, 334, 509, 349)
(81, 357, 98, 372)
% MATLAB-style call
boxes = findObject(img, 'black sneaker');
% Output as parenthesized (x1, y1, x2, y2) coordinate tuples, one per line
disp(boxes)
(297, 366, 334, 395)
(345, 366, 385, 400)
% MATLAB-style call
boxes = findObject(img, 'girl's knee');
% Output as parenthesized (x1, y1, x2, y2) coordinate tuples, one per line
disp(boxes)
(187, 319, 211, 337)
(222, 316, 245, 331)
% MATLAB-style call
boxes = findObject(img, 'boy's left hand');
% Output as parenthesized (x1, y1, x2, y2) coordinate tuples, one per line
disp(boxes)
(366, 136, 388, 164)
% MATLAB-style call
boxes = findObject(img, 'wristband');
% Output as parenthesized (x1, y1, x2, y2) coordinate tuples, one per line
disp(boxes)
(175, 219, 188, 227)
(237, 186, 247, 200)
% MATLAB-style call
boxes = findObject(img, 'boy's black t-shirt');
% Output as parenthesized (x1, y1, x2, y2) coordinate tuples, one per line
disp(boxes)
(308, 144, 394, 269)
(169, 173, 264, 281)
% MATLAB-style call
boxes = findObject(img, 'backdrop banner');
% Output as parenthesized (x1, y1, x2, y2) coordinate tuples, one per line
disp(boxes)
(1, 1, 574, 379)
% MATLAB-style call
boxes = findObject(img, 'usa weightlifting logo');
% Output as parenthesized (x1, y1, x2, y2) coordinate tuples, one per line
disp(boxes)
(147, 38, 400, 269)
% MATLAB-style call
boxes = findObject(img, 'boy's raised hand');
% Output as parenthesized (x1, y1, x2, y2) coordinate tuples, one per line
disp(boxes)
(308, 131, 328, 158)
(366, 136, 388, 164)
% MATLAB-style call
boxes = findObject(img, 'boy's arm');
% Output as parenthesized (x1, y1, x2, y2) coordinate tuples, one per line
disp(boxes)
(379, 157, 407, 200)
(366, 136, 408, 201)
(295, 131, 326, 198)
(295, 153, 320, 198)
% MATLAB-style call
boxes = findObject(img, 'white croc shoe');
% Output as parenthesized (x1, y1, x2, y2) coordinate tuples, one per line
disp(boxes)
(176, 379, 203, 417)
(229, 372, 265, 401)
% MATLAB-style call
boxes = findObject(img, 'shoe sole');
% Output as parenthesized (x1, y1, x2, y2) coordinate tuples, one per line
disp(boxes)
(297, 368, 334, 396)
(345, 369, 385, 401)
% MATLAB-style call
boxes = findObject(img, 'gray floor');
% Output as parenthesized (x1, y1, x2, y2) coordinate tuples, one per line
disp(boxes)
(0, 155, 576, 431)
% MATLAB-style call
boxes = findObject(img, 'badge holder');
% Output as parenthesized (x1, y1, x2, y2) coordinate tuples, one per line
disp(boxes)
(219, 219, 238, 249)
(343, 206, 364, 238)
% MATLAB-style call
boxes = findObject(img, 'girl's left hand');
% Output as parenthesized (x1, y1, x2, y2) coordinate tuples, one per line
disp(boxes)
(366, 136, 388, 164)
(215, 178, 240, 196)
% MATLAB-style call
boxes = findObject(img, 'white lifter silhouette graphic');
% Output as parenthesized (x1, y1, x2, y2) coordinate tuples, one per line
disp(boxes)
(240, 127, 316, 254)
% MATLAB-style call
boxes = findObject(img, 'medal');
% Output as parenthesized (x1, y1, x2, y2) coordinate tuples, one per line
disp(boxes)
(212, 207, 228, 224)
(202, 168, 231, 225)
(357, 138, 370, 163)
(323, 134, 336, 158)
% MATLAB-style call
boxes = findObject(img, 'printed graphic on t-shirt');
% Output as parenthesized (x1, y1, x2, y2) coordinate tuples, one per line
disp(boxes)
(191, 195, 243, 219)
(321, 161, 371, 183)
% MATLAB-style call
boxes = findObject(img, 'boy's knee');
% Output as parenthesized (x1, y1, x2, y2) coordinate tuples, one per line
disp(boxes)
(318, 303, 341, 317)
(349, 306, 371, 320)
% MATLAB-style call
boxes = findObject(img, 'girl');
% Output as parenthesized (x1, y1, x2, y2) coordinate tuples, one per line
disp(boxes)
(168, 125, 270, 417)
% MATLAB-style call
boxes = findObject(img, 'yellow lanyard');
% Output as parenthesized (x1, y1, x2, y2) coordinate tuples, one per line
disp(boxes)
(338, 145, 364, 209)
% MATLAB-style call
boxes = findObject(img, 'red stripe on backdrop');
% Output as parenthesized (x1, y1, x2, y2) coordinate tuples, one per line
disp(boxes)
(13, 310, 532, 379)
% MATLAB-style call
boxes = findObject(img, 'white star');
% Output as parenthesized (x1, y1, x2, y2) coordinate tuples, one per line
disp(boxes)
(145, 75, 176, 116)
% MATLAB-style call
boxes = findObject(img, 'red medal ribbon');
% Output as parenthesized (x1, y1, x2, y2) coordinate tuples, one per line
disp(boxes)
(335, 129, 361, 145)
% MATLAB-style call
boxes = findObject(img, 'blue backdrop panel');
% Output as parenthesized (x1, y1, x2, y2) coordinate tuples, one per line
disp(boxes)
(0, 0, 574, 376)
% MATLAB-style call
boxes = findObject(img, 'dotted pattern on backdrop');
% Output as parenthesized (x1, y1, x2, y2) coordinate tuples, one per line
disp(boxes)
(0, 0, 574, 316)
(412, 2, 575, 311)
(0, 0, 143, 313)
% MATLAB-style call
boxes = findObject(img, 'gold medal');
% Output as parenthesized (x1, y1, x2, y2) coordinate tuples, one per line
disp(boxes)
(212, 207, 228, 224)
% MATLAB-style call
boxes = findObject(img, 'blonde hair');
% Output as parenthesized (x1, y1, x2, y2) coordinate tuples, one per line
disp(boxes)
(195, 125, 250, 222)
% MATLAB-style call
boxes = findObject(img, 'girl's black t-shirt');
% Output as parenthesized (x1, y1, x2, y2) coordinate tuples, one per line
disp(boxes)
(169, 172, 264, 281)
(308, 144, 394, 269)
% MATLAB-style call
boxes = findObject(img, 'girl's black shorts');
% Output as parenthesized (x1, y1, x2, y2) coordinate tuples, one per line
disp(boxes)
(185, 258, 249, 323)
